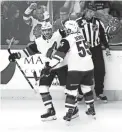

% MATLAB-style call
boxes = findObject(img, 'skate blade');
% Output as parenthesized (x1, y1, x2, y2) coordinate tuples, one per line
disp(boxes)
(63, 113, 79, 121)
(72, 113, 79, 119)
(87, 114, 96, 120)
(41, 116, 57, 122)
(103, 100, 108, 103)
(92, 115, 96, 120)
(65, 120, 71, 126)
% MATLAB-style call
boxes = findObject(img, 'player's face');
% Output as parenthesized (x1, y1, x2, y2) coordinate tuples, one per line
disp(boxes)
(42, 28, 52, 39)
(85, 9, 95, 20)
(35, 9, 44, 21)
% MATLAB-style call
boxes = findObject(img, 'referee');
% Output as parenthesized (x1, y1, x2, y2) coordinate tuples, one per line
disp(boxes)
(76, 5, 111, 103)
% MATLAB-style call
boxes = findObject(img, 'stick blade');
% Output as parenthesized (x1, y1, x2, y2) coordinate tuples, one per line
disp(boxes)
(0, 62, 16, 84)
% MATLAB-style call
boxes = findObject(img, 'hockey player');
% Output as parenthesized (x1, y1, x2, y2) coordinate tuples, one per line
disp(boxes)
(42, 20, 96, 123)
(8, 22, 68, 121)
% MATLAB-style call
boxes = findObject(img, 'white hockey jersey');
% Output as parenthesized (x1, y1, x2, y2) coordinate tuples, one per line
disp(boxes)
(20, 30, 66, 69)
(35, 30, 61, 61)
(51, 32, 94, 71)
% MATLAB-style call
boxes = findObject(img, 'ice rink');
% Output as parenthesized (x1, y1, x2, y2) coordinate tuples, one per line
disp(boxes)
(1, 99, 122, 132)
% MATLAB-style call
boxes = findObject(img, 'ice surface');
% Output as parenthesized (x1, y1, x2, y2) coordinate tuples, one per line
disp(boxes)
(0, 99, 122, 132)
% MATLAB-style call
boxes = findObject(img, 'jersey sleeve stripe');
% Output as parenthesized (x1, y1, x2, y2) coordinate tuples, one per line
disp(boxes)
(23, 13, 31, 17)
(53, 56, 61, 62)
(54, 55, 63, 62)
(26, 47, 36, 56)
(23, 49, 30, 57)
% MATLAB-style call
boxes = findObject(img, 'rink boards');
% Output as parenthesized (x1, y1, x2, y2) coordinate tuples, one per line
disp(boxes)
(0, 49, 122, 100)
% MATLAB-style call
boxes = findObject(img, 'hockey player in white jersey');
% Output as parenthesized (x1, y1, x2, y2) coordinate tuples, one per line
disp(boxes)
(42, 20, 96, 123)
(9, 22, 68, 121)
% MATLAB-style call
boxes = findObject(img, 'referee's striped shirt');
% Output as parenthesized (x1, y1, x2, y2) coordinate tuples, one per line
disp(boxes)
(76, 17, 109, 48)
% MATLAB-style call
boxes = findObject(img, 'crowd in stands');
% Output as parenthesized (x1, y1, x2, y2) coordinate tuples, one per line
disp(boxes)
(1, 1, 122, 46)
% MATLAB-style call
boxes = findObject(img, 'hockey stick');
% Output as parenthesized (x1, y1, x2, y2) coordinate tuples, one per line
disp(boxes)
(33, 70, 39, 81)
(1, 37, 16, 84)
(8, 37, 14, 54)
(33, 70, 40, 86)
(8, 39, 37, 93)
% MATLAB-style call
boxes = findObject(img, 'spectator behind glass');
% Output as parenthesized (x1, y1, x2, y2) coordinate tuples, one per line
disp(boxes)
(88, 1, 111, 28)
(23, 3, 50, 42)
(1, 1, 12, 45)
(109, 1, 122, 19)
(107, 1, 122, 44)
(91, 1, 122, 40)
(2, 5, 20, 45)
(62, 1, 86, 19)
(53, 1, 65, 21)
(53, 7, 69, 32)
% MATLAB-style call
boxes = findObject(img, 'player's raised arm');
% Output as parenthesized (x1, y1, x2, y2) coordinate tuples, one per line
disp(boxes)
(23, 3, 37, 25)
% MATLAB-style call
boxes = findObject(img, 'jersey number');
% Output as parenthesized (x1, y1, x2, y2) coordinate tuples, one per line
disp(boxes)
(76, 40, 91, 57)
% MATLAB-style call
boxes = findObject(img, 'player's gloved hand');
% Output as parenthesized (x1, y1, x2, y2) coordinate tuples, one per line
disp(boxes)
(41, 62, 52, 77)
(8, 52, 21, 62)
(59, 29, 67, 38)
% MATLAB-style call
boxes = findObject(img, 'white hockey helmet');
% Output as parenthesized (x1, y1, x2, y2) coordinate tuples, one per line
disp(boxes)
(64, 20, 79, 34)
(41, 22, 53, 39)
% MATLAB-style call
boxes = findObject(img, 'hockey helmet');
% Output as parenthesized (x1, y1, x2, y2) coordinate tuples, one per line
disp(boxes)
(64, 20, 79, 34)
(41, 22, 53, 39)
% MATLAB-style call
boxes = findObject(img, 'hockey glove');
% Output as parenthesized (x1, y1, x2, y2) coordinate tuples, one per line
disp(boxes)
(105, 48, 111, 56)
(8, 52, 21, 62)
(41, 62, 52, 78)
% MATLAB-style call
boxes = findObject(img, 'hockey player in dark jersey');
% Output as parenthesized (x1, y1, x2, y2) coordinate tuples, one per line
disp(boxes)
(8, 22, 68, 121)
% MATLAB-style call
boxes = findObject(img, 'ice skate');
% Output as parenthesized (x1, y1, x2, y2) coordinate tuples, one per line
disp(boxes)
(63, 106, 79, 120)
(63, 109, 74, 125)
(41, 107, 57, 121)
(86, 105, 96, 120)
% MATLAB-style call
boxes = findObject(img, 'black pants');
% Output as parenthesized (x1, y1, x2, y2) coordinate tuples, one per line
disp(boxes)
(78, 44, 105, 96)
